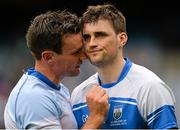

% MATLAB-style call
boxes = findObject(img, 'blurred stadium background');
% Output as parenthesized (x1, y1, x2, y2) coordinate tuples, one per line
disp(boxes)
(0, 0, 179, 128)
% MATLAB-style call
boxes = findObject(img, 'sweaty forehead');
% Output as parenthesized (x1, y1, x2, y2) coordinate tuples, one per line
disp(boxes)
(83, 19, 114, 33)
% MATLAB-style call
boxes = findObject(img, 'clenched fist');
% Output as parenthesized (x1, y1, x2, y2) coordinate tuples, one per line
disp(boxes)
(82, 84, 109, 129)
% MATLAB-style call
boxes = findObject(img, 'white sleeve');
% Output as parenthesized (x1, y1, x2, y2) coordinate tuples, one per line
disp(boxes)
(138, 78, 177, 129)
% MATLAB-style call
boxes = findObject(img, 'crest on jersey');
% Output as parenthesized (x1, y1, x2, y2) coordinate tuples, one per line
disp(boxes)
(113, 105, 122, 120)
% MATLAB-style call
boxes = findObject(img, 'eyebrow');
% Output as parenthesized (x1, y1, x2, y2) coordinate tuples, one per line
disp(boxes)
(83, 31, 108, 35)
(96, 31, 108, 36)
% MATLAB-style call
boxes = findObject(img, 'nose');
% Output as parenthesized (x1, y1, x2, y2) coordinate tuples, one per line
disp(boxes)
(88, 37, 97, 47)
(80, 51, 87, 61)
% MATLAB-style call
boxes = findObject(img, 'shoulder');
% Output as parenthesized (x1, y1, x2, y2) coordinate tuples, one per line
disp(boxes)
(131, 63, 176, 106)
(129, 62, 175, 102)
(128, 63, 165, 86)
(130, 63, 159, 79)
(15, 75, 62, 114)
(6, 73, 63, 128)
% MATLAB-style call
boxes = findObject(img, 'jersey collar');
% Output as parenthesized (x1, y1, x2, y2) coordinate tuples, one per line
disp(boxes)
(98, 57, 132, 88)
(25, 68, 61, 90)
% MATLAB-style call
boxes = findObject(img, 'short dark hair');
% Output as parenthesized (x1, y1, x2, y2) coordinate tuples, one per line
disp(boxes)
(26, 10, 80, 60)
(80, 4, 126, 34)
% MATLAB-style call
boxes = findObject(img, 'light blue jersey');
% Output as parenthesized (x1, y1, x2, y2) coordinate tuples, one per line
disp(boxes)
(71, 58, 178, 129)
(4, 68, 77, 129)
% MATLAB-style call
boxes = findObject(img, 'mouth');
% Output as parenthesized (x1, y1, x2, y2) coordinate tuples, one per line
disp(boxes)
(76, 65, 80, 68)
(87, 49, 102, 54)
(75, 63, 81, 68)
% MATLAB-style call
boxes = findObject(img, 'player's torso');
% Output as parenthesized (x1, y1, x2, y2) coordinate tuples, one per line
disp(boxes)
(5, 72, 77, 129)
(72, 59, 178, 129)
(72, 78, 147, 129)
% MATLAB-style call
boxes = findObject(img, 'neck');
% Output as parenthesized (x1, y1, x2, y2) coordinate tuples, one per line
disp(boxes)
(97, 57, 125, 85)
(35, 61, 63, 85)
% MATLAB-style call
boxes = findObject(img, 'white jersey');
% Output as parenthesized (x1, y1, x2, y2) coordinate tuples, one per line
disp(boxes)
(4, 68, 77, 129)
(71, 58, 178, 129)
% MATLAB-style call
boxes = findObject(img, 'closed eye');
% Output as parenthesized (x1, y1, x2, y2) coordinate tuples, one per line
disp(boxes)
(83, 34, 90, 43)
(71, 47, 84, 55)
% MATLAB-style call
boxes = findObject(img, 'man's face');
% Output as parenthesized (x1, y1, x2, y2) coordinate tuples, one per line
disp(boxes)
(82, 19, 120, 67)
(53, 33, 86, 77)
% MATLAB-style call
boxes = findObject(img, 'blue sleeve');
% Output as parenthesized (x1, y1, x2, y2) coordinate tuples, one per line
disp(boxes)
(147, 105, 178, 129)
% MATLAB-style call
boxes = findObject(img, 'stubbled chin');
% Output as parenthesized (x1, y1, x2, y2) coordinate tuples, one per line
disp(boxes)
(89, 58, 99, 65)
(89, 55, 100, 62)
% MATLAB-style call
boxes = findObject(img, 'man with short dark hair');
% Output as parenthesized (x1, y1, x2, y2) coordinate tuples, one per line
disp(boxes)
(4, 10, 109, 129)
(71, 4, 178, 129)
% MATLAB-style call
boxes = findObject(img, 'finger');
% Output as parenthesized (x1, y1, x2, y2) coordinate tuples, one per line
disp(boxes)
(89, 84, 102, 93)
(86, 84, 102, 98)
(100, 94, 109, 104)
(87, 87, 107, 101)
(94, 88, 107, 98)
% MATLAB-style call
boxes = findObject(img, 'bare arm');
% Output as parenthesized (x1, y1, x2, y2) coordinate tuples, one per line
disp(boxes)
(81, 85, 109, 129)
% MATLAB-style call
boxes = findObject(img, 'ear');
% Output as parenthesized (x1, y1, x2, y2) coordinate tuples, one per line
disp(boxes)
(41, 51, 55, 63)
(117, 32, 128, 47)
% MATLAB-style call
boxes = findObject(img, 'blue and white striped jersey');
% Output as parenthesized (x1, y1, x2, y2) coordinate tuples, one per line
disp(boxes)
(71, 58, 178, 129)
(4, 68, 77, 129)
